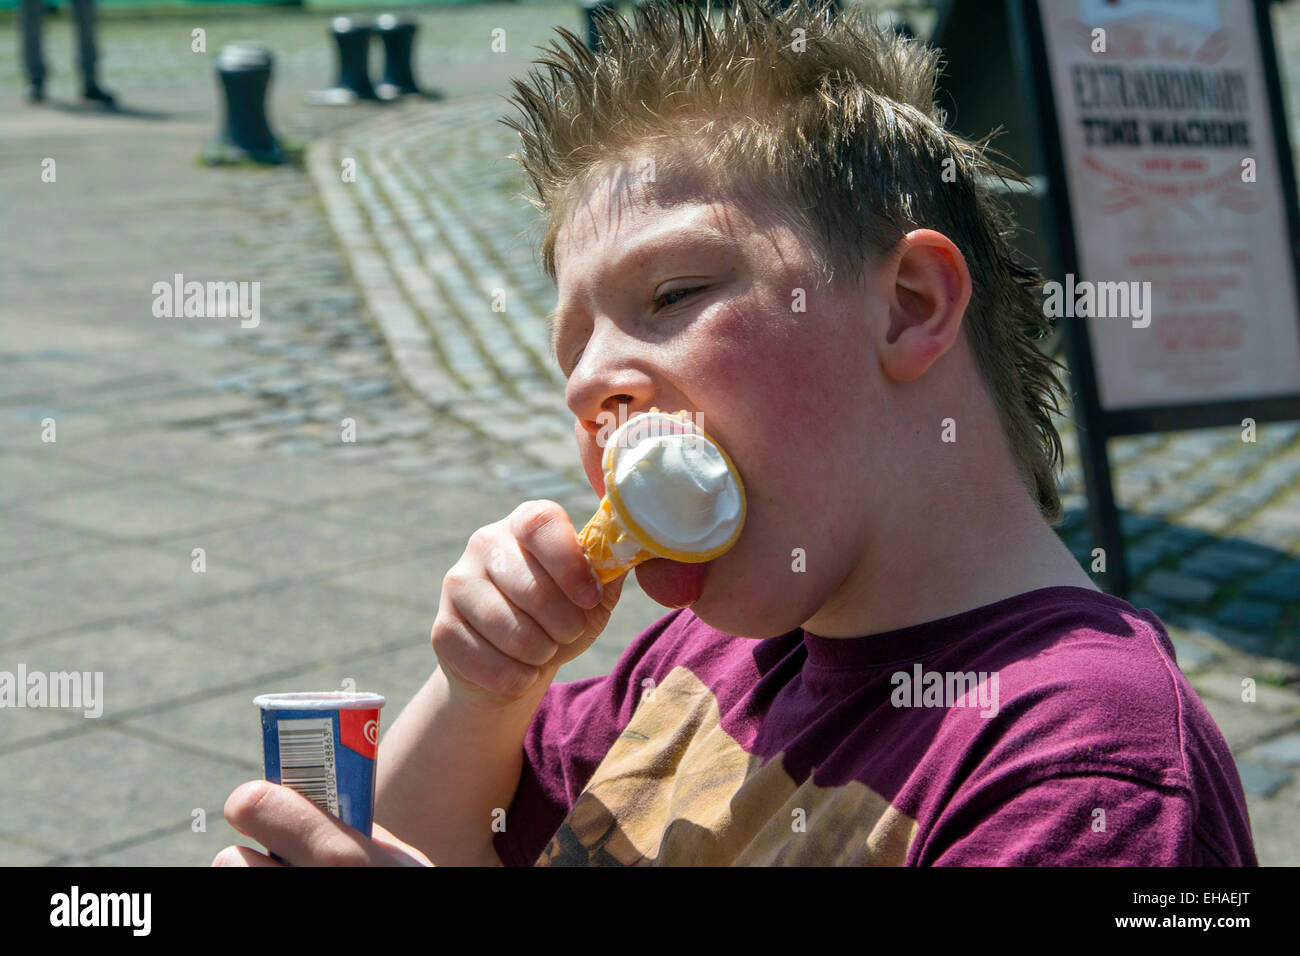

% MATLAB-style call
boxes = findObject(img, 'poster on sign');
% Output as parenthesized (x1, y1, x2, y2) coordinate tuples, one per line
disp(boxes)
(1034, 0, 1300, 412)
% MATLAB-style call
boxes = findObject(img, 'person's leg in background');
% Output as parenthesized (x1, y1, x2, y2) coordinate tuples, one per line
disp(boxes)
(70, 0, 115, 105)
(19, 0, 46, 102)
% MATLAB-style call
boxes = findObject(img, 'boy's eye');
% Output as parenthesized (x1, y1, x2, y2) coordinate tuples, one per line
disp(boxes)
(655, 287, 703, 310)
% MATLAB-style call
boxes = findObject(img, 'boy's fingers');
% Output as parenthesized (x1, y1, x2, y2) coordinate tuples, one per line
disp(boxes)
(430, 610, 542, 699)
(223, 781, 398, 867)
(371, 823, 435, 867)
(448, 574, 559, 667)
(482, 541, 590, 646)
(508, 501, 603, 608)
(212, 845, 282, 867)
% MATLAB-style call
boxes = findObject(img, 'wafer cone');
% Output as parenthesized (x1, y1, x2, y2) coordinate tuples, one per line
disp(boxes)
(578, 495, 653, 583)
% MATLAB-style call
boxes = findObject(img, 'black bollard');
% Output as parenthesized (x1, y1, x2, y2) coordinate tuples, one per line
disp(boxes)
(580, 0, 621, 53)
(374, 13, 421, 99)
(330, 16, 379, 101)
(206, 43, 283, 164)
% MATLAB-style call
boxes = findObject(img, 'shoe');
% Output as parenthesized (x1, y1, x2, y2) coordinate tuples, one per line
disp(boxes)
(82, 81, 116, 107)
(26, 83, 45, 104)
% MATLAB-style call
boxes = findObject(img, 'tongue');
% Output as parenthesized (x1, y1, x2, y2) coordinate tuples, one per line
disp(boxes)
(635, 558, 706, 609)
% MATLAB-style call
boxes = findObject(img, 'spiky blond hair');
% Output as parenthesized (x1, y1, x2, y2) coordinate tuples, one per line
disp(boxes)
(501, 0, 1068, 522)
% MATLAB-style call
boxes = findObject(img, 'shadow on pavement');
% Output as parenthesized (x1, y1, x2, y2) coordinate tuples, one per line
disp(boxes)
(44, 100, 177, 121)
(1059, 507, 1300, 665)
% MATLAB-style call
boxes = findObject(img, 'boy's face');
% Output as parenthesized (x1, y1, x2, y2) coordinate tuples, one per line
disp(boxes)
(552, 163, 894, 639)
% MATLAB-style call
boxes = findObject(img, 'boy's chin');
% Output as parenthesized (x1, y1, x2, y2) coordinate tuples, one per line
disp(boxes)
(635, 558, 708, 610)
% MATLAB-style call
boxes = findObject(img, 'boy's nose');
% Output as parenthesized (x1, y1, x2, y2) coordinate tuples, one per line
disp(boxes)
(565, 329, 657, 434)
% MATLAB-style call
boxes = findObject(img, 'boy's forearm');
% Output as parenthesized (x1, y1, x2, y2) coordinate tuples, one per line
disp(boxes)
(374, 666, 547, 866)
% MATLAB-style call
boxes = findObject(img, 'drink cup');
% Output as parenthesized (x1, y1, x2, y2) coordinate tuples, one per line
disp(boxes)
(253, 692, 386, 863)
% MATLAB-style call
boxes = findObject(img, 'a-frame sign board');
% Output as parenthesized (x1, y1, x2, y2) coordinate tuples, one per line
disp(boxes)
(931, 0, 1300, 597)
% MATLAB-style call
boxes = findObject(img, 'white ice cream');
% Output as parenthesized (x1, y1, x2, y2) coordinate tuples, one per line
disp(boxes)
(610, 416, 743, 556)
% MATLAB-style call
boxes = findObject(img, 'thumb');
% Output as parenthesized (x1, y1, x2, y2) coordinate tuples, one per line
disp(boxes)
(585, 568, 627, 628)
(595, 569, 627, 611)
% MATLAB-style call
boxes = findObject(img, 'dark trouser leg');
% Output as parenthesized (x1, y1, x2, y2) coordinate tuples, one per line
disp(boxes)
(19, 0, 46, 87)
(70, 0, 98, 86)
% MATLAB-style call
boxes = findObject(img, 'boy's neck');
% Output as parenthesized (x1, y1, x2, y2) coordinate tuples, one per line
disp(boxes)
(805, 488, 1097, 638)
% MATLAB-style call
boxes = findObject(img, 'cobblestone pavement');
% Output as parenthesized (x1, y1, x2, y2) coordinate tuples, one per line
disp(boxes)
(0, 1, 1298, 866)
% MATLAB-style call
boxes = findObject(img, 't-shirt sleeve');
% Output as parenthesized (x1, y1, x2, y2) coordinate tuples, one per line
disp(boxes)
(492, 610, 689, 866)
(922, 772, 1213, 865)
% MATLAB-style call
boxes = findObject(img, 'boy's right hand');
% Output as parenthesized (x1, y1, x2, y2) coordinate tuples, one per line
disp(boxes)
(431, 500, 625, 708)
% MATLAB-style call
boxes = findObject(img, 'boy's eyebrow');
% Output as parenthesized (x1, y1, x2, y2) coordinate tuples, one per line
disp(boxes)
(548, 225, 739, 360)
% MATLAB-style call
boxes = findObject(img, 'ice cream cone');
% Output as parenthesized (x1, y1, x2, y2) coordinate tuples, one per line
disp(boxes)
(577, 408, 745, 584)
(578, 496, 654, 583)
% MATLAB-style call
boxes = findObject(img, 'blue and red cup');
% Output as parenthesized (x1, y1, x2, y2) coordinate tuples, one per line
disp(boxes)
(253, 692, 386, 863)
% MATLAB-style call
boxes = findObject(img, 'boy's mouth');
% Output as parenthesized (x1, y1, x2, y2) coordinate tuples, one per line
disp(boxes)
(635, 557, 707, 609)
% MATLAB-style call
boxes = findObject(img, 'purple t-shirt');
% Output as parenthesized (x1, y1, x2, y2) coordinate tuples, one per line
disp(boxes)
(492, 586, 1257, 865)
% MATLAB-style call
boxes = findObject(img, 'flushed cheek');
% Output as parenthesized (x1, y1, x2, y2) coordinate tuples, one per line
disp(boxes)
(695, 305, 855, 431)
(702, 473, 864, 637)
(698, 519, 822, 637)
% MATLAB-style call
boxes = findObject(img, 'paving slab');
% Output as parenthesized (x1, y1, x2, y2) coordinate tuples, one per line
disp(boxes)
(1244, 733, 1300, 767)
(0, 448, 133, 505)
(84, 820, 250, 867)
(1237, 761, 1294, 799)
(0, 360, 173, 404)
(1177, 554, 1274, 584)
(1140, 569, 1221, 605)
(0, 510, 104, 569)
(49, 427, 262, 478)
(1166, 633, 1220, 674)
(141, 580, 434, 666)
(1216, 598, 1285, 632)
(22, 476, 278, 542)
(1188, 671, 1300, 714)
(0, 543, 263, 645)
(177, 454, 412, 506)
(320, 481, 517, 542)
(0, 701, 85, 751)
(0, 317, 154, 358)
(320, 545, 472, 616)
(6, 622, 294, 722)
(1245, 789, 1300, 867)
(0, 834, 61, 867)
(0, 404, 153, 447)
(0, 724, 255, 861)
(1191, 693, 1300, 752)
(152, 510, 421, 581)
(112, 391, 270, 428)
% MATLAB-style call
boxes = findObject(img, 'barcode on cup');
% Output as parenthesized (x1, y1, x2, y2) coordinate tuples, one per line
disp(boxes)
(277, 718, 339, 816)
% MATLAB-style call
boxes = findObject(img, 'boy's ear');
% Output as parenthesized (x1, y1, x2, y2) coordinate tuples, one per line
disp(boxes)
(877, 229, 972, 383)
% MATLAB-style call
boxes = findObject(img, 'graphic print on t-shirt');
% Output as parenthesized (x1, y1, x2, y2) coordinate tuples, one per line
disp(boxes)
(536, 665, 919, 865)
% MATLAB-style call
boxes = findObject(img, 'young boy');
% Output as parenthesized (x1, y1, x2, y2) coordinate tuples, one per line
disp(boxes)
(215, 0, 1257, 866)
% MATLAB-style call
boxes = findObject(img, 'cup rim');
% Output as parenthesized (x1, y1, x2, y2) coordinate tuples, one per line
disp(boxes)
(253, 692, 386, 710)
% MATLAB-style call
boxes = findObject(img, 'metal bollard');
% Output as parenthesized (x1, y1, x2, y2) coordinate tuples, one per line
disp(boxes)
(374, 13, 421, 99)
(580, 0, 621, 53)
(330, 16, 379, 101)
(206, 43, 283, 164)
